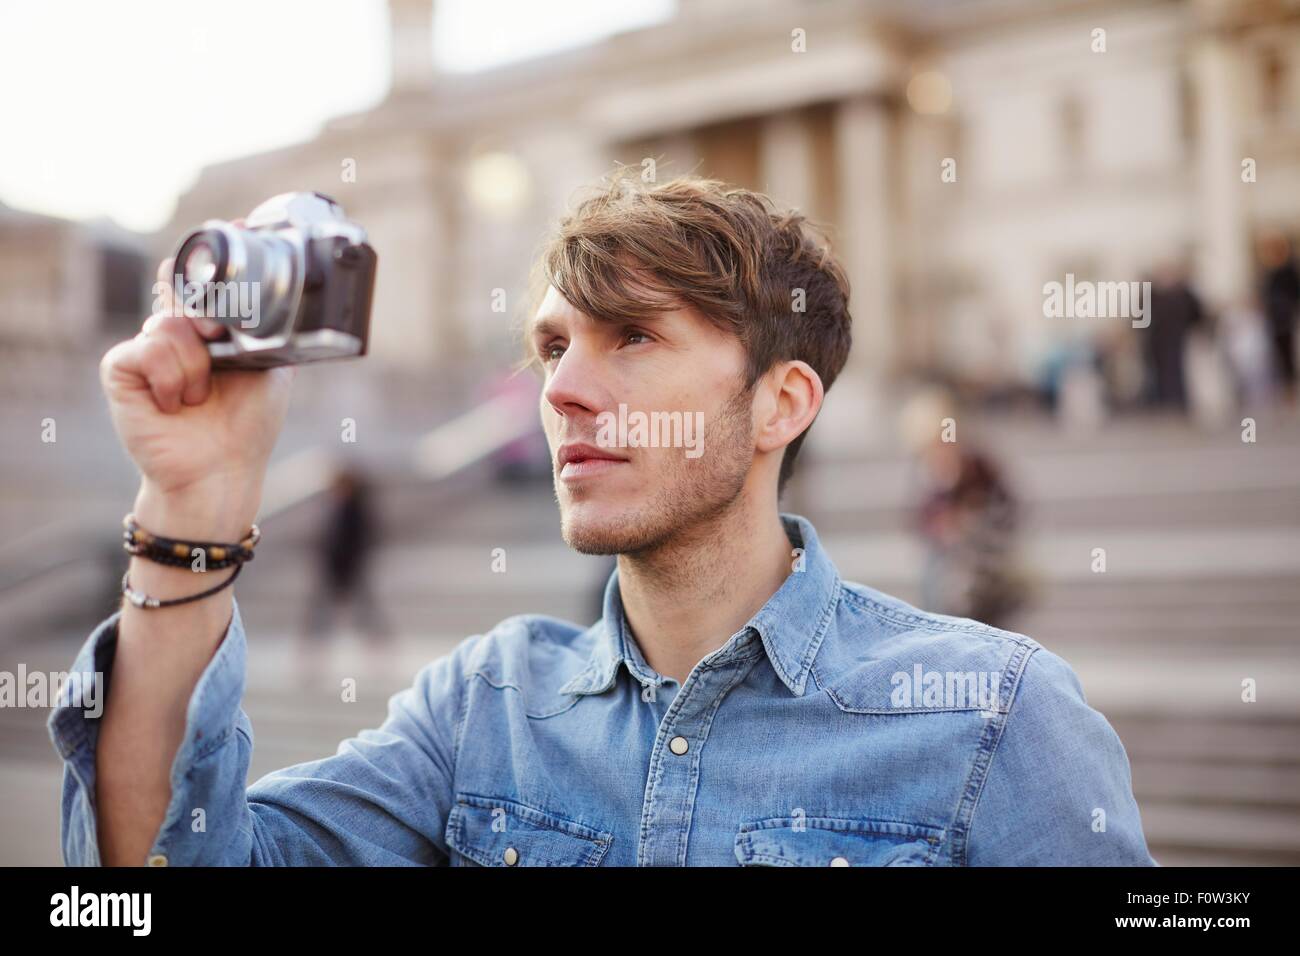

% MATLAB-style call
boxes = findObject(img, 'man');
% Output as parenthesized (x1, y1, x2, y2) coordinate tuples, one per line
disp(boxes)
(1258, 231, 1300, 400)
(49, 171, 1155, 866)
(296, 464, 392, 687)
(1143, 261, 1205, 413)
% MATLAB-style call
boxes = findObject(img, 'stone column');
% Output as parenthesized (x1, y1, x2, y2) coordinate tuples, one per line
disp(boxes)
(1192, 32, 1250, 306)
(760, 108, 816, 214)
(389, 0, 437, 94)
(833, 94, 895, 376)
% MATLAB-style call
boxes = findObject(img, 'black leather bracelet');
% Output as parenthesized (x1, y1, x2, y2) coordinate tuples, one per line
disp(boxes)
(122, 513, 259, 570)
(124, 545, 251, 571)
(121, 563, 242, 610)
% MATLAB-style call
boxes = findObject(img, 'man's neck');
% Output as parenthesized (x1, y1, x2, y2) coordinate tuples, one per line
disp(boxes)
(615, 497, 794, 686)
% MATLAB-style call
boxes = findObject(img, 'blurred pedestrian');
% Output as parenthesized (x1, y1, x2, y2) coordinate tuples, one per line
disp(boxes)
(1142, 261, 1205, 412)
(1095, 324, 1146, 412)
(1220, 298, 1276, 408)
(1257, 231, 1300, 401)
(901, 390, 1027, 628)
(297, 465, 393, 684)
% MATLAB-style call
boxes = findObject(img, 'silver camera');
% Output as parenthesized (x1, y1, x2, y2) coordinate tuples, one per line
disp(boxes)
(170, 192, 377, 369)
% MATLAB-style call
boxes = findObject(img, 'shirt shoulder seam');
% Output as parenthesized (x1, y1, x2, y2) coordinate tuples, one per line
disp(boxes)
(953, 643, 1042, 865)
(838, 581, 1037, 650)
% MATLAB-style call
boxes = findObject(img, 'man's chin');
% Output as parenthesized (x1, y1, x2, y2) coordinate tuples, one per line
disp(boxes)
(558, 499, 652, 556)
(559, 508, 624, 555)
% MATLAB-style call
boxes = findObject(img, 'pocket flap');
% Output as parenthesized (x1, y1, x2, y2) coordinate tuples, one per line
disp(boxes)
(447, 793, 612, 867)
(735, 816, 943, 866)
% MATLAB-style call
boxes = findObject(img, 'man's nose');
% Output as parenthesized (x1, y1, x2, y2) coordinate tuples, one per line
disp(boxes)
(542, 342, 609, 420)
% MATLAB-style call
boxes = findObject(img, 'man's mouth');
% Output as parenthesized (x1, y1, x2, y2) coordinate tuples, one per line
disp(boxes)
(557, 442, 629, 482)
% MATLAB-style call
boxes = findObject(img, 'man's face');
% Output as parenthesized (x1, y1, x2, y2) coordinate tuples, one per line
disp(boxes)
(530, 284, 756, 555)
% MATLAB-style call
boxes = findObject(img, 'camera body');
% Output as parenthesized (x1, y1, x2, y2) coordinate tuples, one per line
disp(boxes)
(171, 192, 377, 369)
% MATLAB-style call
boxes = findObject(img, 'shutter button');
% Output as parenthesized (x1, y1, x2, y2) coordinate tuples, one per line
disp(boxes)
(503, 846, 519, 865)
(669, 736, 689, 755)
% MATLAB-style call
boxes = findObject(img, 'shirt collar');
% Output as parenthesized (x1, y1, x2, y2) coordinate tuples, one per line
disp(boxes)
(558, 513, 841, 698)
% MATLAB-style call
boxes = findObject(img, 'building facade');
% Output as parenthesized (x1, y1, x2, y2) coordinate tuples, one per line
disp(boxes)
(7, 0, 1297, 394)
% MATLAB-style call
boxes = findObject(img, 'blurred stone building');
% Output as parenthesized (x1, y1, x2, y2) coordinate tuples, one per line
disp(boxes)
(151, 0, 1299, 392)
(1, 1, 1297, 868)
(4, 0, 1298, 395)
(0, 203, 149, 399)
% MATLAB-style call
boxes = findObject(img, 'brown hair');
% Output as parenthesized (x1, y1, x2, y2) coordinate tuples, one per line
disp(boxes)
(523, 165, 853, 495)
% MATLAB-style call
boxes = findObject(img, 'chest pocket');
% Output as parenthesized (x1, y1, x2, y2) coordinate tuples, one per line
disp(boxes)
(735, 816, 944, 867)
(446, 793, 613, 867)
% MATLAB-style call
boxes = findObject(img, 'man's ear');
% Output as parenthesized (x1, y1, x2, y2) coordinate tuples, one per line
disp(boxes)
(754, 360, 824, 456)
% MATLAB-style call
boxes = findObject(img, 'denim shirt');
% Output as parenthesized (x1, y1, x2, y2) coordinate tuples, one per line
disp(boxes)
(48, 513, 1156, 866)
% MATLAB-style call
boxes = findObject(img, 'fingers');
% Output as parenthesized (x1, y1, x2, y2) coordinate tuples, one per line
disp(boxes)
(154, 312, 214, 409)
(137, 333, 188, 414)
(112, 312, 214, 413)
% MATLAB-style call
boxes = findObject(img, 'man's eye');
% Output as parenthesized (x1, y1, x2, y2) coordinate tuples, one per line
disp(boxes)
(542, 344, 565, 364)
(623, 330, 650, 346)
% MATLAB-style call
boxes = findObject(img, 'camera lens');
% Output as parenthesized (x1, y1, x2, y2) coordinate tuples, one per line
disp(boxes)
(183, 241, 219, 283)
(176, 229, 229, 287)
(171, 216, 299, 339)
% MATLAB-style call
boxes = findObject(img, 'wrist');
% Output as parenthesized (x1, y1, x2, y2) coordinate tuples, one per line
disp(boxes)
(134, 478, 260, 542)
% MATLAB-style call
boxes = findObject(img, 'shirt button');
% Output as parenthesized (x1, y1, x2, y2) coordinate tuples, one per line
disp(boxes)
(147, 854, 168, 867)
(502, 846, 519, 866)
(830, 856, 850, 867)
(669, 735, 689, 755)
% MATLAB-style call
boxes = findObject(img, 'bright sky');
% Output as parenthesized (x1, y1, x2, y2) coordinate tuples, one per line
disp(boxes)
(0, 0, 673, 232)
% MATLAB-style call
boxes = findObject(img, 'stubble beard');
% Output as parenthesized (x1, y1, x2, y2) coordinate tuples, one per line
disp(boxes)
(557, 382, 755, 557)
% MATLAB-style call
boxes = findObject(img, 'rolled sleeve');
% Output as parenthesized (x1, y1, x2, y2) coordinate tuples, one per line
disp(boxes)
(966, 647, 1158, 866)
(238, 636, 472, 866)
(48, 597, 474, 866)
(47, 597, 250, 867)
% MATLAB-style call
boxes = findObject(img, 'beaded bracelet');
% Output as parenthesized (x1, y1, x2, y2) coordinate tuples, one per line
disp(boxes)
(122, 513, 260, 570)
(120, 512, 257, 609)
